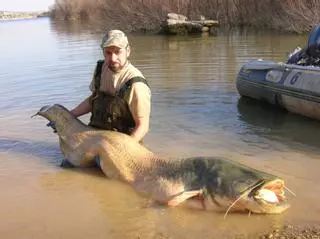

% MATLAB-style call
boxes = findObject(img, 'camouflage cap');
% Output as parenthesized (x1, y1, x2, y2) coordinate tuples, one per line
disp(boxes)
(101, 30, 129, 49)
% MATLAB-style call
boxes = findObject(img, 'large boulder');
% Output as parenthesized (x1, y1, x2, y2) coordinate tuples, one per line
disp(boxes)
(159, 12, 219, 35)
(167, 13, 188, 21)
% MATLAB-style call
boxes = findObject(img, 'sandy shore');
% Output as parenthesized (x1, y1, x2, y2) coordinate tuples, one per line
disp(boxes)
(256, 224, 320, 239)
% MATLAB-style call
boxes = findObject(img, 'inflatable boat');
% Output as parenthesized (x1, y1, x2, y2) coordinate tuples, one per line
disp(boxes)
(236, 24, 320, 120)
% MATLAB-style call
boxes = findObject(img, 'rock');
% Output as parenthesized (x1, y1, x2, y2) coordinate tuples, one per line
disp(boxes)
(201, 26, 210, 32)
(198, 15, 206, 21)
(166, 19, 187, 25)
(160, 12, 219, 35)
(167, 13, 187, 21)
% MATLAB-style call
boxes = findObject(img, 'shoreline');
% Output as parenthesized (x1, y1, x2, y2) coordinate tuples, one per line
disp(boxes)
(256, 223, 320, 239)
(0, 11, 49, 21)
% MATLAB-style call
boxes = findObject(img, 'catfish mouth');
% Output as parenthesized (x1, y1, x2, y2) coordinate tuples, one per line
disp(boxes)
(31, 105, 51, 118)
(255, 179, 286, 202)
(224, 178, 291, 217)
(248, 179, 290, 214)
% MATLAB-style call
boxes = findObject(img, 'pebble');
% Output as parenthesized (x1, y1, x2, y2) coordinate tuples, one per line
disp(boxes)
(257, 224, 320, 239)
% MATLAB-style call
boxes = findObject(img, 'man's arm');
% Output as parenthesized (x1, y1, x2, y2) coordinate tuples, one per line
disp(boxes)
(70, 97, 92, 117)
(128, 82, 151, 142)
(131, 116, 150, 142)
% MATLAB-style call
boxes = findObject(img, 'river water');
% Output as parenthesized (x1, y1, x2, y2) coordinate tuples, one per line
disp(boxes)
(0, 18, 319, 239)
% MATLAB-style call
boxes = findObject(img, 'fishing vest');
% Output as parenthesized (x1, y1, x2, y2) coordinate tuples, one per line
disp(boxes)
(89, 60, 149, 135)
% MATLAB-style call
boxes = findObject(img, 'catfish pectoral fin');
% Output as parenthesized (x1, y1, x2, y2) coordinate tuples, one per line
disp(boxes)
(167, 190, 201, 207)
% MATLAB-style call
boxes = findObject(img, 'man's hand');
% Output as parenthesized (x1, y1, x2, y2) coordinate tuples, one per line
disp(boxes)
(46, 121, 57, 133)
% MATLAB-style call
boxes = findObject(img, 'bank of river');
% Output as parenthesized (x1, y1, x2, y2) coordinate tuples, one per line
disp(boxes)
(0, 11, 48, 21)
(258, 224, 320, 239)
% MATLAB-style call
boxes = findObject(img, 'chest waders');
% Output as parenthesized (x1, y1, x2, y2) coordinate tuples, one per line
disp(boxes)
(89, 60, 149, 135)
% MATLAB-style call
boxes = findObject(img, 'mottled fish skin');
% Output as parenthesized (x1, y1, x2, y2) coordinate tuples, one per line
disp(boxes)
(35, 104, 290, 214)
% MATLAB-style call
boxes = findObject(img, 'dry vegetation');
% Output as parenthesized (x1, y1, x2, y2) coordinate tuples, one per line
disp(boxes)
(50, 0, 320, 33)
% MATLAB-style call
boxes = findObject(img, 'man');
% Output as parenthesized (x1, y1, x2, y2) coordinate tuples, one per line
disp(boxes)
(70, 29, 151, 142)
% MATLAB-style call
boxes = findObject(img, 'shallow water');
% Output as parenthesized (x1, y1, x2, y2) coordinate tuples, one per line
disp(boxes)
(0, 18, 319, 238)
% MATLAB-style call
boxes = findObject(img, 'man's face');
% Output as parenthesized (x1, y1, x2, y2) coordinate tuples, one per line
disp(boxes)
(103, 45, 130, 72)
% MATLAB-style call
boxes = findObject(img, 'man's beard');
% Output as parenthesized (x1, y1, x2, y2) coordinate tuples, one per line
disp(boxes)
(108, 60, 128, 72)
(108, 65, 121, 72)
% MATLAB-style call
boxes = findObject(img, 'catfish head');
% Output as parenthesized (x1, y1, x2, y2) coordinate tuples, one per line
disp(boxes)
(219, 174, 291, 216)
(212, 177, 291, 216)
(32, 104, 66, 121)
(32, 104, 83, 136)
(201, 157, 292, 216)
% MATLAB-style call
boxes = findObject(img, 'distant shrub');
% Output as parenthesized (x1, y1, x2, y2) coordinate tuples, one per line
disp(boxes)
(50, 0, 320, 33)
